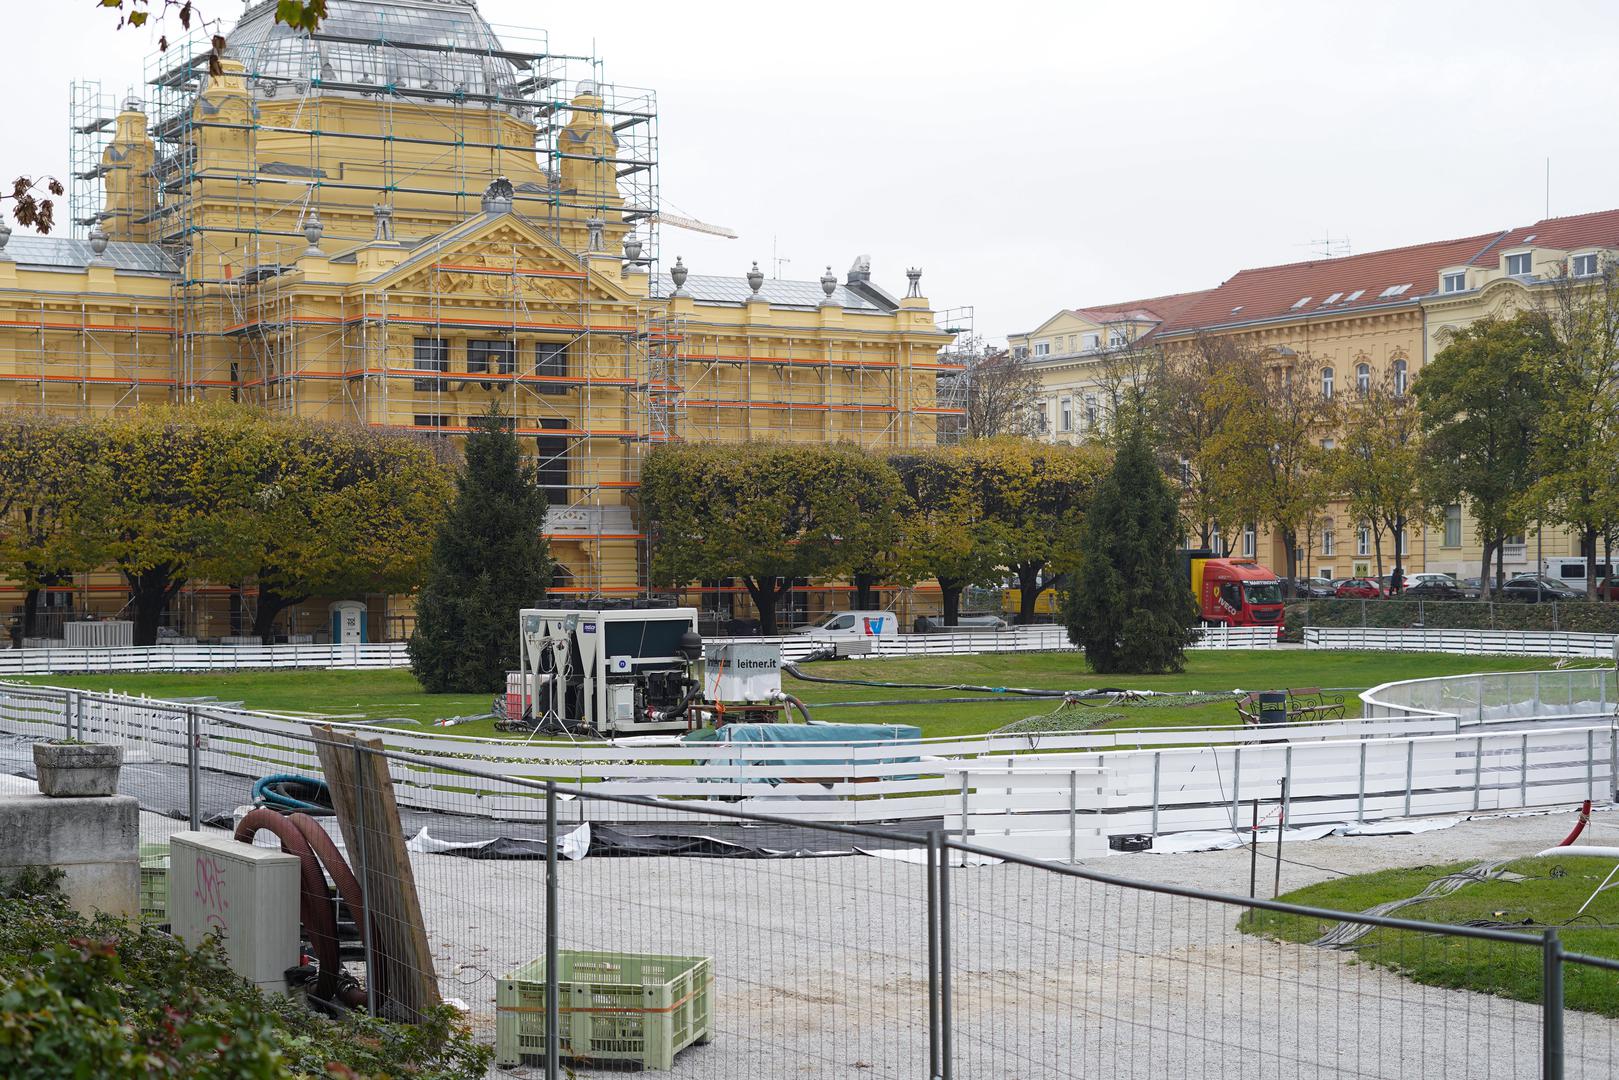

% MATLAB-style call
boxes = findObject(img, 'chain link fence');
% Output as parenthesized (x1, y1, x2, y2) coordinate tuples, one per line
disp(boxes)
(5, 689, 1619, 1077)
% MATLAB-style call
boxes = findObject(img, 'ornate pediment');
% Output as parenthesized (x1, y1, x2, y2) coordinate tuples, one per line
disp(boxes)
(374, 216, 633, 305)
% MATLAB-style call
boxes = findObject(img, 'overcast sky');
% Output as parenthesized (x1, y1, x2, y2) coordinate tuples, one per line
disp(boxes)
(12, 1, 1619, 343)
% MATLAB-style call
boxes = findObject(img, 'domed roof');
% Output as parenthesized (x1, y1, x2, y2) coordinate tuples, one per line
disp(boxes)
(226, 0, 520, 105)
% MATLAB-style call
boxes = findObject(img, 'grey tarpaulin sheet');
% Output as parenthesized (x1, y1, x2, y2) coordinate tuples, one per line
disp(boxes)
(2, 735, 923, 856)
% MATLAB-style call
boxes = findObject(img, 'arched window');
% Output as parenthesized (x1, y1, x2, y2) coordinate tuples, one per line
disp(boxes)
(1320, 367, 1334, 399)
(1356, 363, 1371, 397)
(1393, 358, 1408, 397)
(1320, 517, 1336, 557)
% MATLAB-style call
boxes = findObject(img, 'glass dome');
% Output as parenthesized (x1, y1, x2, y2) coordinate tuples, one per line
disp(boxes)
(226, 0, 521, 106)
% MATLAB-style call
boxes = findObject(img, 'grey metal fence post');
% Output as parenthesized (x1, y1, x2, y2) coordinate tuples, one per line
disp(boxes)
(351, 742, 378, 1019)
(927, 832, 942, 1080)
(185, 707, 200, 831)
(545, 782, 560, 1080)
(1543, 929, 1564, 1080)
(1357, 741, 1367, 823)
(1588, 730, 1596, 800)
(76, 693, 86, 742)
(938, 838, 953, 1080)
(1474, 736, 1485, 812)
(1067, 770, 1078, 865)
(1521, 733, 1530, 808)
(1403, 738, 1415, 818)
(1150, 752, 1162, 837)
(1231, 748, 1242, 829)
(62, 690, 73, 739)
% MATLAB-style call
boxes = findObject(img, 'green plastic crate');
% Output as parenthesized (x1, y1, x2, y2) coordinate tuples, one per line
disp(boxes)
(495, 950, 713, 1071)
(139, 842, 169, 926)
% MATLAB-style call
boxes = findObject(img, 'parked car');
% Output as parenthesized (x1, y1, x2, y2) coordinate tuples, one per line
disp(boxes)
(913, 613, 1008, 633)
(1594, 576, 1619, 602)
(1293, 577, 1337, 598)
(1405, 579, 1464, 601)
(1334, 577, 1385, 599)
(1405, 572, 1457, 591)
(1499, 576, 1582, 603)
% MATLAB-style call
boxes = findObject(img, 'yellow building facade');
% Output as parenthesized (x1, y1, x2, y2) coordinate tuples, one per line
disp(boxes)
(2, 0, 962, 639)
(1018, 213, 1619, 584)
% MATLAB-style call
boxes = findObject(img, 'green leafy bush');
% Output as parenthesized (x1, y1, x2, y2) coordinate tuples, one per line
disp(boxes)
(0, 878, 490, 1079)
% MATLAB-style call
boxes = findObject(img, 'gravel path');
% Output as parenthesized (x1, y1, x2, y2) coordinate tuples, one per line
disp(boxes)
(404, 809, 1619, 1078)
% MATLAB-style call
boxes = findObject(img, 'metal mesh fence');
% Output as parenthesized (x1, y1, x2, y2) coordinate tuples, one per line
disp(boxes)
(5, 684, 1619, 1077)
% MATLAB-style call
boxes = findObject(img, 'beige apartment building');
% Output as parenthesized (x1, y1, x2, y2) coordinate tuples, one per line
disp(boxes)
(1012, 207, 1619, 583)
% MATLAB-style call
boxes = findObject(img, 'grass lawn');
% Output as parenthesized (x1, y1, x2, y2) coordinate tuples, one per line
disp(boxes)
(1240, 856, 1619, 1016)
(9, 650, 1600, 740)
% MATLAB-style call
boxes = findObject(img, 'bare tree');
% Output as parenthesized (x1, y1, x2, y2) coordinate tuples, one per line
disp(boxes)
(962, 344, 1044, 438)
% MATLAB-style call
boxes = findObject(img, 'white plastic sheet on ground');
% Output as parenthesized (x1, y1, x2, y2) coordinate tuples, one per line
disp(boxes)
(859, 847, 1004, 867)
(405, 821, 592, 861)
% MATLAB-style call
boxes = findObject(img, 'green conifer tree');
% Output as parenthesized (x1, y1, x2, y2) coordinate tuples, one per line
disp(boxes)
(408, 407, 551, 692)
(1063, 421, 1198, 674)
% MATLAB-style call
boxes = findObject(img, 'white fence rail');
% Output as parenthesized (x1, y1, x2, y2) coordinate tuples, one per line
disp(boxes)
(0, 642, 410, 674)
(0, 623, 1277, 674)
(1305, 626, 1619, 658)
(946, 721, 1619, 860)
(3, 666, 1611, 838)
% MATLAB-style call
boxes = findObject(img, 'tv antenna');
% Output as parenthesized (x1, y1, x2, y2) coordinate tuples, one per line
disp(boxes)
(1298, 231, 1352, 259)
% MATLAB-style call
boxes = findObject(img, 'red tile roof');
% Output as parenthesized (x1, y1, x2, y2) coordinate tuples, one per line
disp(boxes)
(1158, 231, 1505, 335)
(1469, 207, 1619, 266)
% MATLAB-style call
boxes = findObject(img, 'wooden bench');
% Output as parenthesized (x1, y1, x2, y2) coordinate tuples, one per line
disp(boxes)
(1235, 692, 1261, 725)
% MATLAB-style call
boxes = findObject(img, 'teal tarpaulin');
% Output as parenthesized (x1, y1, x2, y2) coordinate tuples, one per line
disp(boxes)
(683, 722, 922, 783)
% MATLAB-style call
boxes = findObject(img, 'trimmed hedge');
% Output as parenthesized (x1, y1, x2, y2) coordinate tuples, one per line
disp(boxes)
(1279, 598, 1619, 642)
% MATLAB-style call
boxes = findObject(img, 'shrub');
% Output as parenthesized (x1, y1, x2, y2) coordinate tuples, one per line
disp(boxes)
(0, 878, 490, 1079)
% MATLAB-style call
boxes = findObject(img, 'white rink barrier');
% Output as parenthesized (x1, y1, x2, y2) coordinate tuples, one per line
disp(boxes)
(0, 623, 1277, 674)
(1305, 626, 1619, 658)
(0, 642, 410, 675)
(2, 666, 1611, 838)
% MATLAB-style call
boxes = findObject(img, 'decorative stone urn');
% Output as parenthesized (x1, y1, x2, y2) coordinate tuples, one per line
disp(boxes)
(33, 741, 124, 797)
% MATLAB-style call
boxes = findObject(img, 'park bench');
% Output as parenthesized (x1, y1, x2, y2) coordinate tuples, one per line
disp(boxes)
(1286, 687, 1346, 722)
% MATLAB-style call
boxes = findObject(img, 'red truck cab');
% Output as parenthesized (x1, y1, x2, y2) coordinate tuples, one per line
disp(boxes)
(1185, 552, 1286, 628)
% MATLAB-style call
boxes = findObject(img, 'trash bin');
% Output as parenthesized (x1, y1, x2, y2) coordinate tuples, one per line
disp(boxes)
(1258, 691, 1288, 725)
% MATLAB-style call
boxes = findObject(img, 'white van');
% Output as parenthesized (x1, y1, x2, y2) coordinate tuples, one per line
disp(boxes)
(1543, 558, 1612, 589)
(791, 610, 900, 640)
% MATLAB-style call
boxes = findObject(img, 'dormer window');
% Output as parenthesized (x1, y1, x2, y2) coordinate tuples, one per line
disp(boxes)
(1442, 271, 1467, 293)
(1573, 253, 1599, 277)
(1034, 341, 1050, 357)
(1083, 332, 1100, 351)
(1106, 329, 1126, 348)
(1506, 252, 1532, 276)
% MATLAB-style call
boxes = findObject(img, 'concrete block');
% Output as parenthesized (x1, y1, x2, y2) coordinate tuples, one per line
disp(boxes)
(33, 742, 125, 797)
(168, 831, 301, 992)
(0, 792, 139, 919)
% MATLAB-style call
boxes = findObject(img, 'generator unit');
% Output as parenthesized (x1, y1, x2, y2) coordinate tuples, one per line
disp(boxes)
(517, 607, 704, 736)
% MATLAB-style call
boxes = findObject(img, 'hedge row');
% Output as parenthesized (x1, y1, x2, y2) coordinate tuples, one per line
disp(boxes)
(1277, 598, 1619, 642)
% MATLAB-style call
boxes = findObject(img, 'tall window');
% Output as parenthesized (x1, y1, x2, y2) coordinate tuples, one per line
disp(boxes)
(1573, 253, 1598, 277)
(535, 342, 569, 395)
(1357, 523, 1371, 557)
(1320, 517, 1336, 557)
(1242, 523, 1256, 558)
(535, 419, 570, 506)
(1393, 358, 1408, 397)
(413, 337, 448, 392)
(1083, 394, 1097, 428)
(1321, 366, 1334, 399)
(1444, 504, 1462, 548)
(1059, 397, 1073, 432)
(1356, 363, 1371, 397)
(468, 339, 515, 376)
(1506, 251, 1532, 276)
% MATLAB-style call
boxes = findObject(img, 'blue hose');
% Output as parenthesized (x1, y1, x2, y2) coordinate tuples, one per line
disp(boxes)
(252, 773, 334, 814)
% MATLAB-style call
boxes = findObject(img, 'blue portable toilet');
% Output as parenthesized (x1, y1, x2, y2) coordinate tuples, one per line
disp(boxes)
(328, 600, 367, 644)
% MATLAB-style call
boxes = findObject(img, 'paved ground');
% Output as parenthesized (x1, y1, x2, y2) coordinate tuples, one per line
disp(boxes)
(399, 808, 1619, 1079)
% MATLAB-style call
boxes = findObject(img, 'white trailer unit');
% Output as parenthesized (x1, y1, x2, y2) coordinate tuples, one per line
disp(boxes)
(518, 607, 702, 735)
